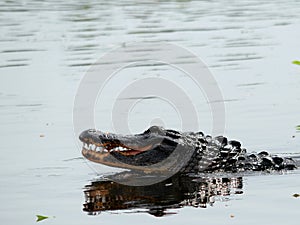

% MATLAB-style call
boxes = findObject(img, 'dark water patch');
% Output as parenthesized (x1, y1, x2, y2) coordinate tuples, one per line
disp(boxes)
(218, 56, 263, 62)
(0, 22, 20, 27)
(66, 57, 93, 62)
(0, 63, 28, 68)
(223, 66, 247, 71)
(0, 8, 29, 12)
(66, 50, 96, 56)
(0, 2, 90, 13)
(68, 62, 93, 67)
(47, 174, 63, 177)
(137, 24, 164, 29)
(2, 49, 46, 53)
(0, 103, 43, 111)
(102, 26, 124, 31)
(130, 60, 199, 68)
(124, 62, 166, 68)
(6, 58, 30, 62)
(67, 44, 98, 52)
(224, 41, 268, 48)
(237, 82, 265, 87)
(215, 53, 262, 63)
(274, 22, 291, 26)
(209, 63, 240, 68)
(118, 96, 160, 101)
(211, 36, 229, 40)
(67, 17, 99, 23)
(14, 33, 35, 37)
(63, 157, 84, 162)
(129, 25, 243, 35)
(128, 27, 215, 35)
(185, 43, 207, 48)
(74, 4, 95, 10)
(75, 33, 100, 39)
(70, 27, 98, 33)
(16, 103, 42, 107)
(0, 38, 18, 42)
(124, 47, 163, 53)
(208, 98, 241, 103)
(216, 53, 258, 57)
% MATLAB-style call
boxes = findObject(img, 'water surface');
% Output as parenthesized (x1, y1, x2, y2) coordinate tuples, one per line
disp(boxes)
(1, 0, 300, 224)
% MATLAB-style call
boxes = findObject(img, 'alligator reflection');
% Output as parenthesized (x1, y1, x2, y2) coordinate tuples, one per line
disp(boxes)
(83, 173, 243, 216)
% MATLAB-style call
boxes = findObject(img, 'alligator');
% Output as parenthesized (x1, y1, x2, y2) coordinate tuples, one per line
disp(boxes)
(79, 126, 297, 174)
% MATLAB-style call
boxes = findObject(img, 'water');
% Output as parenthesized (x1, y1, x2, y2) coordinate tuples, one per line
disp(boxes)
(1, 0, 300, 224)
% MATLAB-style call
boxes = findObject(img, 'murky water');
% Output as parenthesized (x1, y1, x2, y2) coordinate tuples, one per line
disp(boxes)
(1, 0, 300, 224)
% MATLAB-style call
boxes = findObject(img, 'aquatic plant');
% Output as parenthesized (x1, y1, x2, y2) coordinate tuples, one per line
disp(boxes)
(36, 215, 49, 222)
(292, 60, 300, 66)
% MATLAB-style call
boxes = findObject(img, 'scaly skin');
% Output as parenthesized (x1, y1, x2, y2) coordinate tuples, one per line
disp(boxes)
(79, 126, 297, 173)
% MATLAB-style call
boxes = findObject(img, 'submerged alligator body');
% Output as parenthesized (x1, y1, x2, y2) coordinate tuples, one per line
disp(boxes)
(79, 126, 297, 174)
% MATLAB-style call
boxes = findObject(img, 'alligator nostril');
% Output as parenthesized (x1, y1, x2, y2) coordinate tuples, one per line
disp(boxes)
(88, 129, 96, 133)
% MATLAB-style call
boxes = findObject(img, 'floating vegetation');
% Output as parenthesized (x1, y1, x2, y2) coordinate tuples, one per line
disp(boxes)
(292, 193, 300, 198)
(292, 60, 300, 66)
(296, 125, 300, 131)
(36, 215, 49, 222)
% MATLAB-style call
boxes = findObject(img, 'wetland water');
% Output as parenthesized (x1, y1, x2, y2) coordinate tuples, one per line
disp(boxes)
(1, 0, 300, 224)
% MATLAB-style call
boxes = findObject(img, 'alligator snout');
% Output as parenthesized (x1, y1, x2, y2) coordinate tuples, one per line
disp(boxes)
(79, 129, 97, 143)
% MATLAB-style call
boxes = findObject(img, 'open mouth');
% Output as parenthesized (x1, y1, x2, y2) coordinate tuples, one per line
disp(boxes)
(81, 141, 153, 156)
(79, 127, 180, 169)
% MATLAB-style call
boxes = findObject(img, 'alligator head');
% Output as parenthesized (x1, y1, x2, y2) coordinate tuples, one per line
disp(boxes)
(79, 126, 196, 173)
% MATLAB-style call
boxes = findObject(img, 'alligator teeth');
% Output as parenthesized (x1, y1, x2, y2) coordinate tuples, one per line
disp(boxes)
(87, 144, 97, 150)
(97, 147, 106, 153)
(110, 146, 130, 152)
(83, 143, 98, 151)
(119, 147, 129, 151)
(82, 142, 131, 153)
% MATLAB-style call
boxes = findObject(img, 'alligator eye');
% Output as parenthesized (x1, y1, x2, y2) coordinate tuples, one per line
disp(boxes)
(88, 129, 96, 133)
(148, 126, 165, 135)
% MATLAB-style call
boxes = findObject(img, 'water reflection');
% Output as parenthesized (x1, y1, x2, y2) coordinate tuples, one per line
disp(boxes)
(83, 172, 243, 216)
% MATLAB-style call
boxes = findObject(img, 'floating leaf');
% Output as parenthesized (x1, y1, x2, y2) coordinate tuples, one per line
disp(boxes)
(296, 125, 300, 131)
(292, 60, 300, 66)
(36, 215, 49, 222)
(293, 193, 300, 198)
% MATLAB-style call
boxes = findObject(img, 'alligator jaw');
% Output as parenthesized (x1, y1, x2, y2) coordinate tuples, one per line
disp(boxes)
(79, 126, 187, 173)
(80, 141, 151, 171)
(79, 128, 172, 171)
(81, 148, 152, 171)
